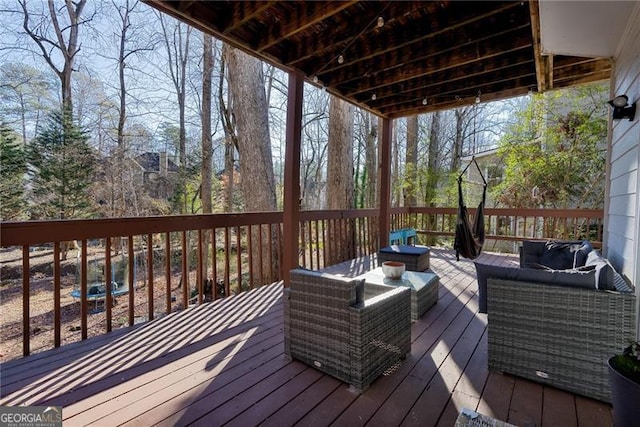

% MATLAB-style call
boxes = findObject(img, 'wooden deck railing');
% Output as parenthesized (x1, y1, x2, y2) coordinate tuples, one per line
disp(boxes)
(403, 207, 604, 248)
(0, 207, 603, 359)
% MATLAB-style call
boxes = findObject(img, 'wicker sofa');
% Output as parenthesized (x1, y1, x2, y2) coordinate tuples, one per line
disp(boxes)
(284, 268, 411, 392)
(475, 240, 637, 402)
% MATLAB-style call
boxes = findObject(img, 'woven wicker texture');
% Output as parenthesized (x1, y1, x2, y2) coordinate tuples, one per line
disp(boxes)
(284, 268, 411, 391)
(358, 268, 439, 321)
(487, 278, 637, 402)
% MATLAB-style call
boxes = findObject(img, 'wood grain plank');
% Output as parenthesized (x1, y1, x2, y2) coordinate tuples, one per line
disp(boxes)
(542, 386, 578, 427)
(575, 395, 613, 427)
(508, 378, 543, 427)
(260, 375, 342, 426)
(225, 367, 324, 427)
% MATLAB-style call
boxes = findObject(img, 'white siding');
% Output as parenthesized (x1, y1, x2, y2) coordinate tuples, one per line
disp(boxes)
(606, 2, 640, 337)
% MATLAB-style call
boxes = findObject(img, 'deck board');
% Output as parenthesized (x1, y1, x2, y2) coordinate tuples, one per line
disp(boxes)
(0, 249, 613, 426)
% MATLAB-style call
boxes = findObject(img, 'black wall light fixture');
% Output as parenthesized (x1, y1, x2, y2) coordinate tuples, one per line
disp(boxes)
(608, 95, 636, 121)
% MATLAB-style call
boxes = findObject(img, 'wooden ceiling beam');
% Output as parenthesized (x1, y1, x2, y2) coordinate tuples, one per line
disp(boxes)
(352, 52, 534, 105)
(528, 0, 554, 92)
(310, 9, 531, 91)
(381, 77, 535, 117)
(386, 86, 532, 118)
(281, 1, 445, 66)
(286, 1, 522, 70)
(368, 64, 536, 111)
(254, 0, 359, 52)
(342, 32, 533, 99)
(220, 1, 278, 35)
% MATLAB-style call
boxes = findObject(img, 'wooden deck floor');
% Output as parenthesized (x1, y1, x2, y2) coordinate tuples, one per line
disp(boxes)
(0, 249, 613, 427)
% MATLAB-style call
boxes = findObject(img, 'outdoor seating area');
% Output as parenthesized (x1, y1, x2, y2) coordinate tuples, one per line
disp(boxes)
(0, 249, 615, 426)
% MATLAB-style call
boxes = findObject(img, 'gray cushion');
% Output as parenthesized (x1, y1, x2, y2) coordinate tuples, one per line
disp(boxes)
(474, 260, 609, 314)
(521, 240, 592, 269)
(540, 241, 579, 269)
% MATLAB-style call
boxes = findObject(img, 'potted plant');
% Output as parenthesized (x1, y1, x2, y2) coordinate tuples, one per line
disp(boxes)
(608, 340, 640, 427)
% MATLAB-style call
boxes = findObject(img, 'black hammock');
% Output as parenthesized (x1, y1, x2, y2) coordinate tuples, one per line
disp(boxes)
(454, 157, 487, 261)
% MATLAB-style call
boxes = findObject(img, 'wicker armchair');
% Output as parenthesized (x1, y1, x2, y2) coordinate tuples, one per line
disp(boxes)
(284, 268, 411, 392)
(487, 277, 636, 402)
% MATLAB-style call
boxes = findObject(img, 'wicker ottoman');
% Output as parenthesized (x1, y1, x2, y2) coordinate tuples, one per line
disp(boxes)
(358, 268, 439, 321)
(378, 245, 430, 271)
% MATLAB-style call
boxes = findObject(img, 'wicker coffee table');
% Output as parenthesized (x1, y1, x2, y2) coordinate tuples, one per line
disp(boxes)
(358, 267, 439, 321)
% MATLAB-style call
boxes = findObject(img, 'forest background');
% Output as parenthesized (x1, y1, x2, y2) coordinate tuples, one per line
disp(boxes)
(0, 0, 610, 224)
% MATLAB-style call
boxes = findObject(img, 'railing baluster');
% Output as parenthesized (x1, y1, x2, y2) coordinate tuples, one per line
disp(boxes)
(212, 228, 218, 299)
(105, 238, 112, 333)
(81, 239, 88, 339)
(182, 231, 189, 307)
(224, 227, 230, 296)
(307, 220, 313, 270)
(128, 236, 135, 326)
(271, 224, 277, 280)
(236, 226, 242, 292)
(53, 242, 61, 346)
(165, 232, 171, 314)
(148, 234, 154, 318)
(197, 229, 203, 304)
(248, 225, 254, 288)
(22, 245, 30, 357)
(258, 224, 264, 285)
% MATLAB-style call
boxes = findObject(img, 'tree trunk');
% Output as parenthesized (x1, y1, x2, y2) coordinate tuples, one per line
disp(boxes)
(116, 0, 130, 148)
(225, 46, 277, 284)
(201, 34, 213, 215)
(424, 111, 441, 245)
(365, 113, 378, 208)
(451, 108, 466, 172)
(405, 115, 418, 207)
(201, 34, 214, 298)
(326, 96, 354, 264)
(392, 122, 401, 206)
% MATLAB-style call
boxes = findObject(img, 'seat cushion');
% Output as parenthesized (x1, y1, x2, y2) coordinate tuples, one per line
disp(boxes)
(474, 261, 603, 313)
(380, 245, 429, 255)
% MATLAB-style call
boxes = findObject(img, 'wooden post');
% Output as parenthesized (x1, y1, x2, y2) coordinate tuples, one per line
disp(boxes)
(379, 117, 393, 248)
(282, 71, 304, 286)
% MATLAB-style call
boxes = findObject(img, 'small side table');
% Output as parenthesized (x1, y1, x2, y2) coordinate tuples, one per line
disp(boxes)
(379, 244, 430, 271)
(358, 267, 439, 321)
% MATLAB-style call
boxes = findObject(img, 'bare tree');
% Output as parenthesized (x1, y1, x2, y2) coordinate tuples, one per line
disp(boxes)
(0, 63, 56, 145)
(111, 0, 154, 149)
(18, 0, 89, 120)
(158, 13, 192, 213)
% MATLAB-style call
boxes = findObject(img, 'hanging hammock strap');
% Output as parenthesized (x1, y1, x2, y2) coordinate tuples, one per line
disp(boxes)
(454, 157, 487, 261)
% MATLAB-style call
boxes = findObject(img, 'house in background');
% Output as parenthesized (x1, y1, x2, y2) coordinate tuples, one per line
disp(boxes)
(134, 152, 179, 199)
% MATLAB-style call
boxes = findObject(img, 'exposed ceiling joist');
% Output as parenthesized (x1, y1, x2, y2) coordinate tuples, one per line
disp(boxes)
(146, 0, 612, 118)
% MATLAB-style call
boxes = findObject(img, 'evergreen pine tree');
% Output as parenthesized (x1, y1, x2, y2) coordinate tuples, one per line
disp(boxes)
(0, 125, 27, 220)
(28, 110, 96, 219)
